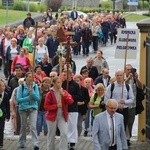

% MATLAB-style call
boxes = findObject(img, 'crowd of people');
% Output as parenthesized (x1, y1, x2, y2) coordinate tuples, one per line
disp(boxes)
(0, 7, 143, 150)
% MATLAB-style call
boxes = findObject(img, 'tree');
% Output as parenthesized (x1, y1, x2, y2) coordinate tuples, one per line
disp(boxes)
(47, 0, 62, 12)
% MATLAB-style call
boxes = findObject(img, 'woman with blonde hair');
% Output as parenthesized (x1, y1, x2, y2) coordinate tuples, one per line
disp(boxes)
(35, 38, 49, 64)
(89, 83, 105, 117)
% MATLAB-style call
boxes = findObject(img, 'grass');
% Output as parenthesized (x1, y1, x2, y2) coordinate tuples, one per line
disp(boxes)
(0, 9, 149, 25)
(123, 13, 149, 22)
(0, 9, 37, 25)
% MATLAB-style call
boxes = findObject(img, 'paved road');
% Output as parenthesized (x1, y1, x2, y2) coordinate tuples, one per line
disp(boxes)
(1, 21, 150, 149)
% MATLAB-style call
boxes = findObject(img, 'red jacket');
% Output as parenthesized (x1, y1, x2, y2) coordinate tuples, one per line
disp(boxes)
(44, 89, 73, 122)
(34, 71, 47, 85)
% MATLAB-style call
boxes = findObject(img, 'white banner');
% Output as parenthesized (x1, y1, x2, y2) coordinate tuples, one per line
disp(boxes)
(127, 0, 138, 6)
(115, 28, 139, 59)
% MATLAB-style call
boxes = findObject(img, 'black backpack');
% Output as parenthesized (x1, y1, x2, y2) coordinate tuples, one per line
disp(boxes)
(110, 82, 130, 98)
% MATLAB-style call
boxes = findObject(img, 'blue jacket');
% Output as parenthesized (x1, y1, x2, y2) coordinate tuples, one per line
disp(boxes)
(16, 82, 40, 111)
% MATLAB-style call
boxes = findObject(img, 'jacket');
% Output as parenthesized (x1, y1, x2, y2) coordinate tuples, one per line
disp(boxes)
(93, 111, 128, 150)
(5, 45, 20, 61)
(22, 37, 34, 53)
(16, 82, 40, 111)
(0, 92, 10, 120)
(44, 89, 73, 122)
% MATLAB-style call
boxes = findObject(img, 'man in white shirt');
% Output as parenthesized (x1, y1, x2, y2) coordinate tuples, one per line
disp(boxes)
(92, 99, 128, 150)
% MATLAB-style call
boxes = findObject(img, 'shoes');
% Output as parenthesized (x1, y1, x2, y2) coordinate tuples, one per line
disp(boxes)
(84, 130, 88, 137)
(0, 146, 4, 150)
(127, 140, 131, 146)
(70, 146, 75, 150)
(19, 145, 25, 148)
(34, 146, 39, 150)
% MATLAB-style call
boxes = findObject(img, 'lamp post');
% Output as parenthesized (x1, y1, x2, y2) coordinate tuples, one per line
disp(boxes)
(27, 0, 30, 12)
(113, 0, 115, 15)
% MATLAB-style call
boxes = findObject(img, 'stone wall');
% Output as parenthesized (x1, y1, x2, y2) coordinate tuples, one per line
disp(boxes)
(62, 0, 99, 7)
(115, 0, 123, 10)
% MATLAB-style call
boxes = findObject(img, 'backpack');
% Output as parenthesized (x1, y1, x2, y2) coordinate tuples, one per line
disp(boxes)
(135, 84, 145, 115)
(98, 29, 103, 40)
(110, 82, 129, 98)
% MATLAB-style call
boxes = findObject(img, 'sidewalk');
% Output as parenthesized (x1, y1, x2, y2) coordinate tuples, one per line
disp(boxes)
(2, 134, 150, 150)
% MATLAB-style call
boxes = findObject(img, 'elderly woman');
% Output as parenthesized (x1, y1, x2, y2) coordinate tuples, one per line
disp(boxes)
(35, 38, 49, 64)
(22, 32, 34, 53)
(11, 48, 31, 74)
(17, 27, 26, 47)
(44, 76, 73, 150)
(89, 83, 105, 117)
(34, 65, 47, 86)
(5, 38, 20, 76)
(93, 50, 109, 75)
(16, 72, 40, 149)
(37, 77, 51, 136)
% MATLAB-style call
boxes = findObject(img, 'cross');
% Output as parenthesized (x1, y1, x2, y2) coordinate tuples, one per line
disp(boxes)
(56, 21, 77, 90)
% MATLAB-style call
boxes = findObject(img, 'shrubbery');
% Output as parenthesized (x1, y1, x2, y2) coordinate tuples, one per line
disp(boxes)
(0, 0, 149, 13)
(0, 0, 46, 12)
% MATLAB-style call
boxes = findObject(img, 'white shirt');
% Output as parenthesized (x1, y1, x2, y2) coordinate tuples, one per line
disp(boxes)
(103, 77, 108, 87)
(35, 45, 49, 59)
(104, 81, 134, 108)
(10, 47, 18, 60)
(106, 111, 116, 146)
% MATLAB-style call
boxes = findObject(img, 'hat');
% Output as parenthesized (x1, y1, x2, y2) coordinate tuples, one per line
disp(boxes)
(27, 12, 31, 16)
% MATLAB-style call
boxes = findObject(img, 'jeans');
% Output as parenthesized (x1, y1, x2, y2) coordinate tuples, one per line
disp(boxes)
(84, 108, 91, 130)
(36, 111, 47, 133)
(19, 109, 39, 148)
(82, 41, 90, 55)
(92, 36, 98, 51)
(73, 43, 80, 55)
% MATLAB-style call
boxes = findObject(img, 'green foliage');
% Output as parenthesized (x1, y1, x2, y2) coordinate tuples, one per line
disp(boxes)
(0, 0, 46, 12)
(138, 1, 149, 9)
(13, 1, 27, 11)
(101, 1, 112, 9)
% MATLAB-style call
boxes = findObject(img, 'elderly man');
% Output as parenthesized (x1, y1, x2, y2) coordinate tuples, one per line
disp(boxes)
(80, 57, 98, 81)
(94, 68, 111, 87)
(38, 54, 53, 77)
(104, 69, 134, 131)
(93, 99, 128, 150)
